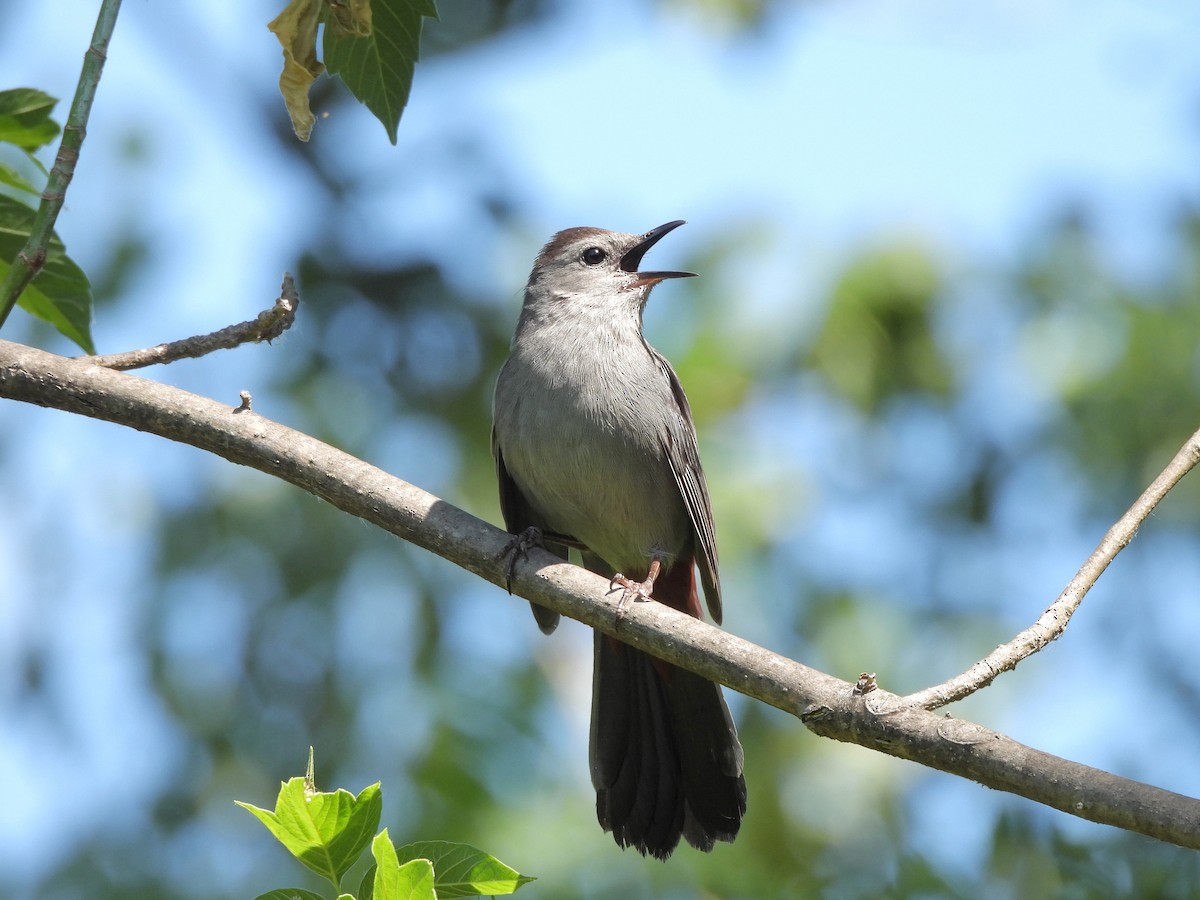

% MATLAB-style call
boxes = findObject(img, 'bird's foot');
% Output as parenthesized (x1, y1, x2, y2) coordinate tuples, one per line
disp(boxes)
(499, 526, 543, 593)
(610, 559, 662, 619)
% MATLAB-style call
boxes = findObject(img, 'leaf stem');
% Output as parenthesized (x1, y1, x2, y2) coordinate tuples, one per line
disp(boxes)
(0, 0, 124, 330)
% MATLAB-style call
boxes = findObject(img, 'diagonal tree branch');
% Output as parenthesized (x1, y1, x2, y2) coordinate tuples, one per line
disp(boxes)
(2, 336, 1198, 850)
(904, 428, 1200, 711)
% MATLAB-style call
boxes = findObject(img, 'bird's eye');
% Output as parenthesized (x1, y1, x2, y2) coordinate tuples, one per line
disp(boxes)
(581, 247, 607, 266)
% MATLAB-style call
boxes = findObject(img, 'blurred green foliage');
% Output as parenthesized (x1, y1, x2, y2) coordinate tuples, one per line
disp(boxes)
(809, 241, 951, 412)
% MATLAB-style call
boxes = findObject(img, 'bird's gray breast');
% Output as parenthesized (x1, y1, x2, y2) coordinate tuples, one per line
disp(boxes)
(494, 324, 692, 574)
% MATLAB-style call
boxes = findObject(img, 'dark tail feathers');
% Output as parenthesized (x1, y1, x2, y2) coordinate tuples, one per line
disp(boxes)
(589, 631, 747, 860)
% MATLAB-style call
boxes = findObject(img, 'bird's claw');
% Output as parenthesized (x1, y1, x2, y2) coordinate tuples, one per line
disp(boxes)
(610, 571, 656, 620)
(500, 526, 543, 593)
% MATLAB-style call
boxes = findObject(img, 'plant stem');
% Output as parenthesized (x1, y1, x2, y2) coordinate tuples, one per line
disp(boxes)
(0, 0, 124, 329)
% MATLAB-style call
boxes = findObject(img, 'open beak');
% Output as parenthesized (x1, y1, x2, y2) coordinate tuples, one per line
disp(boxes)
(620, 220, 696, 286)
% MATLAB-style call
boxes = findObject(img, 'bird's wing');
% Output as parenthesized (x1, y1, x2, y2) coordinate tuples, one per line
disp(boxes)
(493, 426, 566, 634)
(493, 426, 534, 533)
(650, 347, 723, 625)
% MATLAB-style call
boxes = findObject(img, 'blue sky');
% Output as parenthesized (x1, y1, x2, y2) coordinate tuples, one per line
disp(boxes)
(7, 1, 1199, 326)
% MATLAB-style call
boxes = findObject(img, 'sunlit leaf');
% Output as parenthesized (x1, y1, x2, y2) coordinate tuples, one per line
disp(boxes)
(373, 830, 435, 900)
(396, 841, 535, 897)
(237, 773, 382, 888)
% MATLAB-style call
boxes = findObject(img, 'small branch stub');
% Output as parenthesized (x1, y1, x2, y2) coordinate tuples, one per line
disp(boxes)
(84, 273, 300, 371)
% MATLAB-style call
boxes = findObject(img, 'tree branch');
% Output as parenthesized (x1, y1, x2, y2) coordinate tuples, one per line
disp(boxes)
(904, 427, 1200, 711)
(83, 273, 300, 370)
(1, 337, 1198, 850)
(0, 0, 124, 327)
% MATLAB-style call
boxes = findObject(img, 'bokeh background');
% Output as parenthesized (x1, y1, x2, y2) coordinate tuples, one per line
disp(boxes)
(3, 1, 1200, 897)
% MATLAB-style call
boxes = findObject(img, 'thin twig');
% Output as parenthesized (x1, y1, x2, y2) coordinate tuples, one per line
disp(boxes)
(905, 425, 1200, 711)
(84, 274, 300, 370)
(0, 0, 124, 328)
(1, 338, 1199, 849)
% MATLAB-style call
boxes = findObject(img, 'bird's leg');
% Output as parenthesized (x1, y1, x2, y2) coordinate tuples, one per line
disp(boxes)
(611, 558, 662, 617)
(499, 526, 544, 593)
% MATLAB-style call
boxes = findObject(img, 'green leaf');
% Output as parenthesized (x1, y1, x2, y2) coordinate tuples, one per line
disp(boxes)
(0, 194, 93, 352)
(373, 830, 435, 900)
(237, 774, 383, 888)
(323, 0, 438, 144)
(253, 890, 329, 900)
(0, 89, 58, 122)
(396, 841, 534, 897)
(0, 161, 39, 195)
(0, 88, 60, 150)
(394, 858, 436, 899)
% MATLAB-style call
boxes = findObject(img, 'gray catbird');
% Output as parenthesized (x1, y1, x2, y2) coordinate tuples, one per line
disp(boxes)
(491, 220, 747, 860)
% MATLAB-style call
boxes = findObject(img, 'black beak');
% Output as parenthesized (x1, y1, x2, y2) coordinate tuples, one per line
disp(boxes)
(619, 220, 696, 283)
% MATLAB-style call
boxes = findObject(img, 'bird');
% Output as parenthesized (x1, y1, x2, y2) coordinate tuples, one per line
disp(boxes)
(491, 220, 746, 860)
